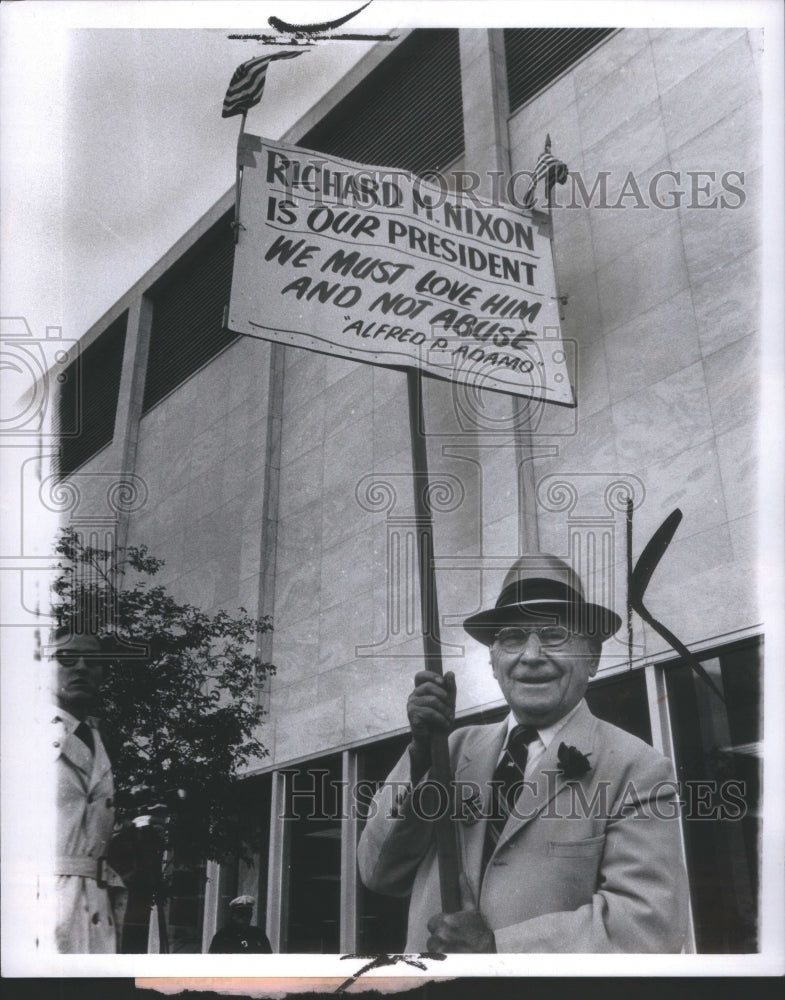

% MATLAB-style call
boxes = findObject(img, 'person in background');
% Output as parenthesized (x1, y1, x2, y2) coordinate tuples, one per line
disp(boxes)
(49, 623, 127, 952)
(208, 894, 273, 953)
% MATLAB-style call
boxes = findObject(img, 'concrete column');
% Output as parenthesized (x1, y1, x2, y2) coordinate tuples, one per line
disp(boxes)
(256, 342, 285, 711)
(645, 663, 697, 953)
(455, 28, 540, 569)
(459, 29, 511, 189)
(201, 859, 222, 952)
(339, 749, 359, 952)
(266, 770, 290, 952)
(111, 292, 153, 554)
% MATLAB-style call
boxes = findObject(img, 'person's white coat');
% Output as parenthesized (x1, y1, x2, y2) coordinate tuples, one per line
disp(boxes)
(52, 709, 126, 953)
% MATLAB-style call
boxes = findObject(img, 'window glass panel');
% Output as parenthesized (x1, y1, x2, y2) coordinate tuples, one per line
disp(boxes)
(585, 669, 652, 744)
(167, 860, 207, 953)
(56, 311, 127, 476)
(215, 774, 274, 939)
(284, 754, 342, 952)
(216, 857, 239, 934)
(666, 637, 762, 952)
(143, 211, 239, 413)
(300, 29, 463, 175)
(504, 28, 616, 114)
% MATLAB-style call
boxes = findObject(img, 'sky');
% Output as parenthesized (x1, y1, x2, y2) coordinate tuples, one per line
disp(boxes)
(2, 2, 409, 341)
(5, 0, 775, 346)
(0, 0, 603, 344)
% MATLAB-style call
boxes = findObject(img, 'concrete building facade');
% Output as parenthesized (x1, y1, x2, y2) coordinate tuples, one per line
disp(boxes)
(49, 27, 763, 955)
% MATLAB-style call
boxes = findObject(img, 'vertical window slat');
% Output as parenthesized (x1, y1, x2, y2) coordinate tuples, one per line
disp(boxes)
(56, 311, 127, 476)
(143, 211, 238, 414)
(504, 27, 616, 113)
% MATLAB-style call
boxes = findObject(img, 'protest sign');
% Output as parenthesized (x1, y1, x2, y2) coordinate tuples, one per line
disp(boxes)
(228, 137, 574, 404)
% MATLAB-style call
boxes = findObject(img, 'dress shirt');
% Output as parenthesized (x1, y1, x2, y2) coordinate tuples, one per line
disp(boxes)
(497, 700, 584, 778)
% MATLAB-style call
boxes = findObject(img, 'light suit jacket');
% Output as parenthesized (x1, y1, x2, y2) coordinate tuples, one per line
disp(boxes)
(52, 710, 125, 953)
(357, 701, 689, 953)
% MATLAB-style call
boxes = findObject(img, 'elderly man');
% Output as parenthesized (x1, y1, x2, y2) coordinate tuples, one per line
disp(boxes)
(357, 554, 689, 953)
(49, 624, 126, 952)
(208, 895, 273, 953)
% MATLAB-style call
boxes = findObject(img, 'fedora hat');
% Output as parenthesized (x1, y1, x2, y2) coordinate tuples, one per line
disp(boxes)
(463, 553, 621, 645)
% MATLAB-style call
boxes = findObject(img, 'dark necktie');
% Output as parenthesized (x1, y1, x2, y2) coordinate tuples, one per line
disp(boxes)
(74, 721, 95, 754)
(482, 724, 538, 875)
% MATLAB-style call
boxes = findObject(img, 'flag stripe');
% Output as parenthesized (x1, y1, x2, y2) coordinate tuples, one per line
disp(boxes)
(222, 51, 302, 118)
(522, 149, 568, 209)
(224, 66, 271, 110)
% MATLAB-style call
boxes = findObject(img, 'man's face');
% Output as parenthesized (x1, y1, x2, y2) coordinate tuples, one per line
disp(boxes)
(231, 906, 253, 927)
(491, 625, 600, 727)
(51, 633, 104, 719)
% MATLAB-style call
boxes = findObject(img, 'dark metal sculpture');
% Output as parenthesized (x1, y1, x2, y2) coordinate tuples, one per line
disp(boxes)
(630, 508, 726, 703)
(268, 1, 373, 36)
(228, 1, 397, 45)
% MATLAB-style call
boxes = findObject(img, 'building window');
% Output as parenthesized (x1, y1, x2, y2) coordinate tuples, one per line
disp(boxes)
(122, 853, 209, 954)
(55, 311, 127, 477)
(299, 29, 464, 175)
(167, 859, 208, 953)
(143, 210, 239, 414)
(504, 28, 616, 114)
(216, 774, 274, 929)
(666, 636, 762, 953)
(283, 754, 343, 952)
(585, 668, 652, 745)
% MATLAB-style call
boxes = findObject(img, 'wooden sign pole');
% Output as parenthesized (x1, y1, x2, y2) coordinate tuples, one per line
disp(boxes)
(406, 367, 462, 914)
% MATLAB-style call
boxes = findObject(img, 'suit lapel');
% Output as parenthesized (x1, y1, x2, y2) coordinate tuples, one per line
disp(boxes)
(496, 700, 598, 849)
(454, 720, 507, 889)
(454, 719, 507, 792)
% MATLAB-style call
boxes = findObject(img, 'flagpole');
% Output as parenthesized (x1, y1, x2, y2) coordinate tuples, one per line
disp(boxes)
(224, 51, 304, 243)
(626, 495, 634, 670)
(406, 367, 462, 915)
(234, 109, 248, 244)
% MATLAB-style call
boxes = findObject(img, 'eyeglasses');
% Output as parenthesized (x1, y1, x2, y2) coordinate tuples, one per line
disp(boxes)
(53, 649, 104, 668)
(493, 625, 576, 652)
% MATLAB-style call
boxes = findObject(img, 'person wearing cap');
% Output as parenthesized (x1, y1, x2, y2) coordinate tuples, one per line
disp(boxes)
(48, 624, 127, 952)
(208, 895, 273, 953)
(357, 554, 689, 953)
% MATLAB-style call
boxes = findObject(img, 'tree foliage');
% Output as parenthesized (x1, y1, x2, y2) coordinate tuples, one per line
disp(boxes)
(52, 527, 275, 866)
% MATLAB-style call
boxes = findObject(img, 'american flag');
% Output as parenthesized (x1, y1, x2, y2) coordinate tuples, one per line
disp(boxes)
(222, 50, 302, 118)
(521, 147, 569, 210)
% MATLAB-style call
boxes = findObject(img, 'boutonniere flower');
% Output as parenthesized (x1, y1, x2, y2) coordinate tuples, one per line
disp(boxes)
(557, 742, 592, 779)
